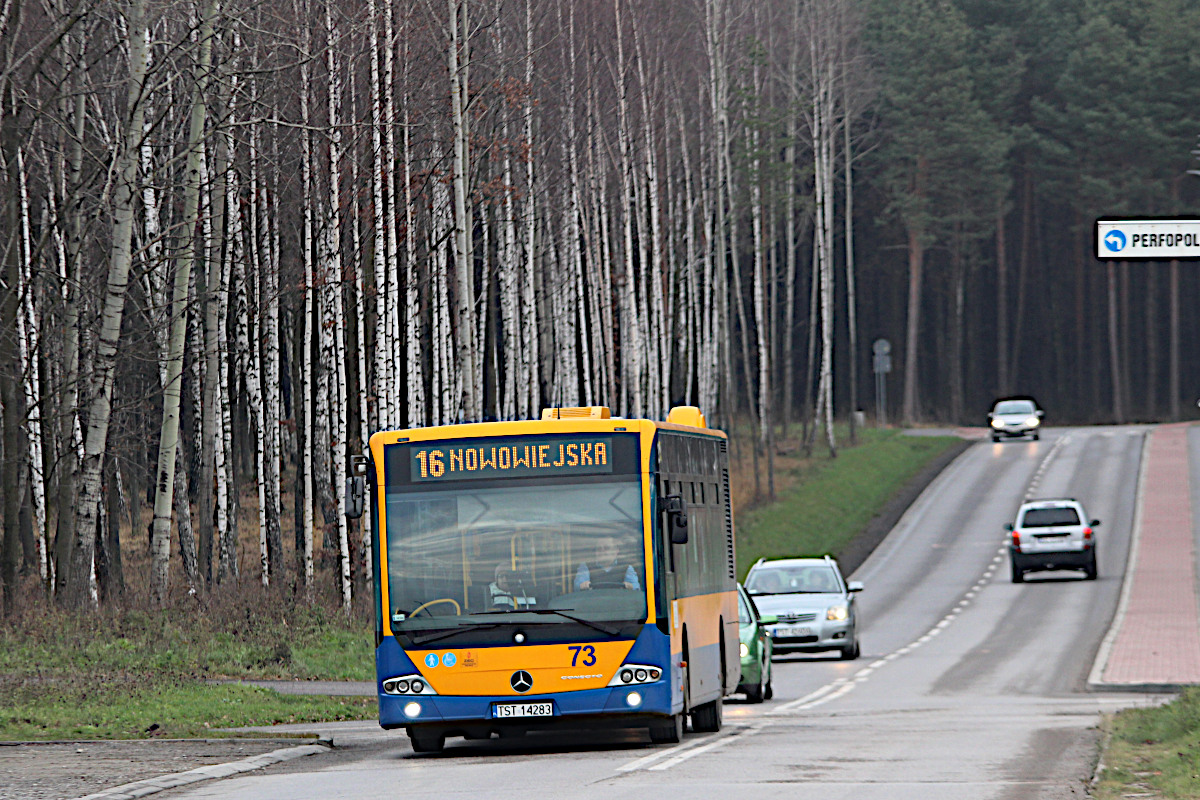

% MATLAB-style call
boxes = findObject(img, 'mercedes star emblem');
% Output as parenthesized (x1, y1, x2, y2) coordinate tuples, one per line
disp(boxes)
(510, 670, 533, 693)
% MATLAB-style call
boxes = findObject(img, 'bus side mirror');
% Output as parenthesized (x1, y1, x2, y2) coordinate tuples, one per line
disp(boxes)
(664, 494, 688, 545)
(345, 477, 365, 519)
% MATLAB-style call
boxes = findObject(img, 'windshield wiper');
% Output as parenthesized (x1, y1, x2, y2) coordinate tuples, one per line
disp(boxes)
(409, 621, 504, 646)
(515, 609, 624, 636)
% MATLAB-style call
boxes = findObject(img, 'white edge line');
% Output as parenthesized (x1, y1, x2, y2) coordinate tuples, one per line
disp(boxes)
(615, 732, 714, 772)
(765, 679, 849, 716)
(646, 725, 765, 771)
(1087, 428, 1152, 689)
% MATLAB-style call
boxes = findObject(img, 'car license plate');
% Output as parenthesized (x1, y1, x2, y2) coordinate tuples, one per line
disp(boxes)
(493, 702, 553, 719)
(774, 626, 812, 638)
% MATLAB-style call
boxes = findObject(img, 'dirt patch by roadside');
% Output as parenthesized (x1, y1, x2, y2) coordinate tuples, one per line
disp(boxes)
(0, 738, 319, 800)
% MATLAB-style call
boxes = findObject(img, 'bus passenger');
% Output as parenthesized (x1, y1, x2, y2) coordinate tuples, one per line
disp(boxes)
(574, 535, 640, 591)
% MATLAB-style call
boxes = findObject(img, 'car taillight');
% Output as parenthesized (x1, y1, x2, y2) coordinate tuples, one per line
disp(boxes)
(1011, 531, 1021, 547)
(1083, 527, 1092, 547)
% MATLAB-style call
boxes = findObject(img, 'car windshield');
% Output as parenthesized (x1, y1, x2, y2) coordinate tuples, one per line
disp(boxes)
(1021, 506, 1080, 527)
(738, 590, 752, 624)
(384, 480, 648, 635)
(993, 400, 1036, 415)
(746, 565, 840, 594)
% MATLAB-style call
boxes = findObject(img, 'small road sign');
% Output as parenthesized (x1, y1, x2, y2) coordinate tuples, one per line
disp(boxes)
(1095, 218, 1200, 261)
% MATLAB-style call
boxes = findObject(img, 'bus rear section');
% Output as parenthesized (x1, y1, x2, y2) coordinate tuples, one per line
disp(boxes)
(352, 406, 736, 752)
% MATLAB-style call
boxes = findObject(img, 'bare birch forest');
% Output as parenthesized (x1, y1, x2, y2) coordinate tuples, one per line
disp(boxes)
(3, 0, 1200, 610)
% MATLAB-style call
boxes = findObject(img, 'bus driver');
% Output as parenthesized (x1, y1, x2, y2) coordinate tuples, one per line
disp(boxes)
(574, 535, 640, 591)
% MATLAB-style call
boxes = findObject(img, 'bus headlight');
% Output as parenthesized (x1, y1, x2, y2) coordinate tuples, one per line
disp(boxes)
(607, 664, 662, 687)
(383, 675, 438, 695)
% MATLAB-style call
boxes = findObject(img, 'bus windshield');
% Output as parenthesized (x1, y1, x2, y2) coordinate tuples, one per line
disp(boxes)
(384, 480, 647, 637)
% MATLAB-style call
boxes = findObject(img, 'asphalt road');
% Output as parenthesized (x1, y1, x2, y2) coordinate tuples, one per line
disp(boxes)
(156, 426, 1171, 800)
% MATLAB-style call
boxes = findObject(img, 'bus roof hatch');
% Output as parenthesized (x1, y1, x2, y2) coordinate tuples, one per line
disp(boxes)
(541, 406, 612, 420)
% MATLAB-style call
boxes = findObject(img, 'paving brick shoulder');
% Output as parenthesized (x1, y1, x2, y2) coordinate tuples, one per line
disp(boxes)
(1090, 422, 1200, 691)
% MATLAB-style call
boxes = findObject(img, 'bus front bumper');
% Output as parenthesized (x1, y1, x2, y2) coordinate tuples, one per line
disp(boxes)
(379, 680, 673, 731)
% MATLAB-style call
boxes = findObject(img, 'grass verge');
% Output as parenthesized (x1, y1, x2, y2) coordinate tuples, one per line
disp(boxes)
(1093, 688, 1200, 799)
(0, 597, 378, 741)
(734, 427, 961, 578)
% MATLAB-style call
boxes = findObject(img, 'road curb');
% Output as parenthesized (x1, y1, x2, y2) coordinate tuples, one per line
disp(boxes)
(70, 741, 332, 800)
(1085, 430, 1150, 693)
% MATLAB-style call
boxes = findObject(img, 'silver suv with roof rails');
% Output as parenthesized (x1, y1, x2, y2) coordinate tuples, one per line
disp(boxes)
(1007, 498, 1099, 582)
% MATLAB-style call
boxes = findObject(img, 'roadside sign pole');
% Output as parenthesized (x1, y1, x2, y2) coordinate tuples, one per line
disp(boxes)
(873, 339, 891, 428)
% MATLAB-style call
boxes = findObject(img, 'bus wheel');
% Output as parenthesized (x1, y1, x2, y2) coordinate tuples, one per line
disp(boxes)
(691, 695, 723, 732)
(649, 713, 684, 744)
(409, 730, 446, 753)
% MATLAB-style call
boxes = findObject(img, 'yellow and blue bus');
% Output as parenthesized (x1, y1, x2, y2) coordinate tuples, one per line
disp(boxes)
(347, 405, 738, 752)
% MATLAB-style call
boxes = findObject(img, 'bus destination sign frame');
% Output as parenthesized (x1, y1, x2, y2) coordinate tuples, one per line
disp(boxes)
(408, 435, 615, 483)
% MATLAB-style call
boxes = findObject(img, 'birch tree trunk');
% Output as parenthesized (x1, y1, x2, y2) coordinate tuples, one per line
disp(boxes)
(402, 29, 425, 428)
(52, 31, 87, 599)
(298, 0, 314, 590)
(368, 0, 389, 433)
(326, 0, 351, 609)
(15, 148, 47, 585)
(251, 108, 284, 584)
(217, 72, 243, 584)
(448, 0, 479, 420)
(520, 0, 539, 418)
(148, 0, 215, 604)
(384, 0, 402, 429)
(613, 0, 642, 416)
(70, 0, 149, 608)
(629, 10, 663, 417)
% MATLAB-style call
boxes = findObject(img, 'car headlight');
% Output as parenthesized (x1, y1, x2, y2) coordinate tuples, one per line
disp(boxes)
(990, 418, 1004, 429)
(826, 604, 848, 621)
(740, 642, 750, 658)
(1026, 416, 1040, 427)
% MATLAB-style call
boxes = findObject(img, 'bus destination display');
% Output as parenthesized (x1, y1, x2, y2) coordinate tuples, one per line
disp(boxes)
(410, 436, 614, 482)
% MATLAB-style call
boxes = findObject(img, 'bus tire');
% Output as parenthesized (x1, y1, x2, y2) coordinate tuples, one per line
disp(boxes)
(691, 696, 723, 732)
(649, 713, 684, 744)
(409, 730, 446, 753)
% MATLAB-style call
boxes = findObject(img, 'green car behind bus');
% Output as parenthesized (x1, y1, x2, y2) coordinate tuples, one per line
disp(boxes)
(737, 584, 775, 703)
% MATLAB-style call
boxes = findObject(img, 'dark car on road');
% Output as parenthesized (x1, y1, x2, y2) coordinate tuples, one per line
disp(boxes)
(988, 396, 1044, 442)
